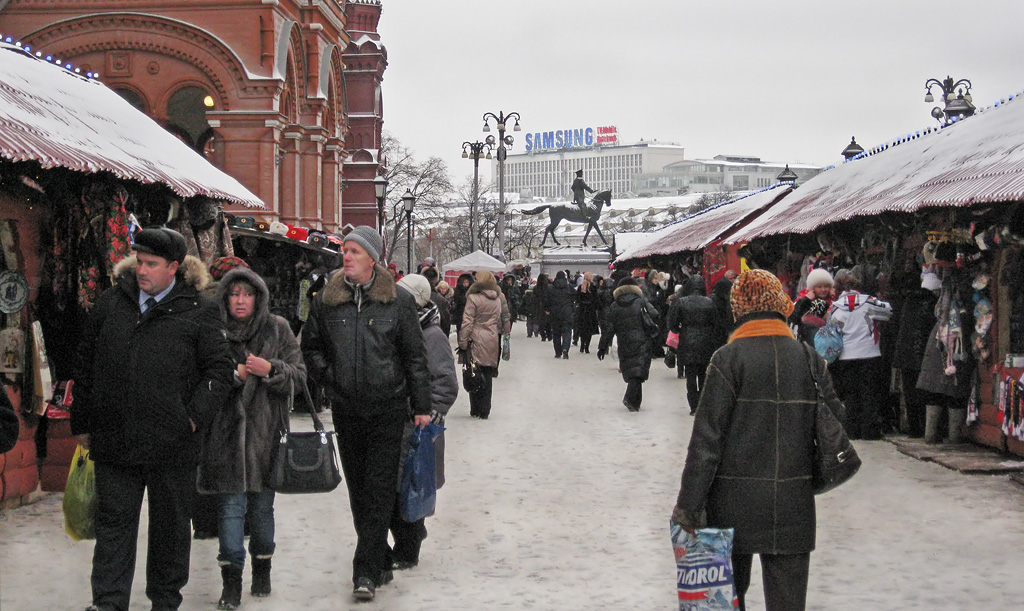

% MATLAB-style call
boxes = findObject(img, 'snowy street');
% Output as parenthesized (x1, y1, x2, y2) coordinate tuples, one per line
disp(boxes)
(3, 322, 1024, 609)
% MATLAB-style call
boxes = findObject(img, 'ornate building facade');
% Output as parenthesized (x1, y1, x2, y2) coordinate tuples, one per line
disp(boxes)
(0, 0, 387, 232)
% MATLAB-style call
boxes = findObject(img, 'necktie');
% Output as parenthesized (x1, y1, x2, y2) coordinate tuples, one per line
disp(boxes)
(143, 297, 157, 314)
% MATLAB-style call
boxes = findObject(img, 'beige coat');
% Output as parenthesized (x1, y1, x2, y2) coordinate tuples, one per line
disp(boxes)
(458, 281, 511, 368)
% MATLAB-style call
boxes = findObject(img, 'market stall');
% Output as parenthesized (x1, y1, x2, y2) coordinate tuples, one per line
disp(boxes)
(0, 42, 263, 505)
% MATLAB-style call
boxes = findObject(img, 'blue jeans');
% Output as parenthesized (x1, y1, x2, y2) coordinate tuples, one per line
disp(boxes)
(218, 491, 276, 568)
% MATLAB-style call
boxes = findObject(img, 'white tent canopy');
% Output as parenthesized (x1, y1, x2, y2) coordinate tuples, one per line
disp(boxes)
(442, 250, 506, 273)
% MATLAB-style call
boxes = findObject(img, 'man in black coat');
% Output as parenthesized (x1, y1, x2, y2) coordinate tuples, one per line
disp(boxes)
(543, 270, 576, 359)
(667, 276, 719, 415)
(73, 228, 234, 611)
(597, 277, 658, 411)
(301, 226, 432, 602)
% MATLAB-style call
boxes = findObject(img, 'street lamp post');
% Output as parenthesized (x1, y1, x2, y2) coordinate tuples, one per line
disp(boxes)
(482, 110, 521, 258)
(462, 140, 492, 253)
(373, 174, 388, 259)
(924, 76, 975, 122)
(402, 189, 416, 273)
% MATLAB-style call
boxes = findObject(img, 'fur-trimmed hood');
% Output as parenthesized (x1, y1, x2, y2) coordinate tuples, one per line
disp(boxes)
(613, 283, 642, 300)
(320, 264, 397, 307)
(113, 253, 212, 292)
(467, 276, 501, 296)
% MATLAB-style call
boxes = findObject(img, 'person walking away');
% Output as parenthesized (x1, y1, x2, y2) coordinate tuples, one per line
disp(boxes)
(521, 284, 540, 338)
(391, 275, 458, 569)
(197, 268, 307, 609)
(827, 273, 893, 439)
(544, 270, 575, 359)
(597, 277, 657, 412)
(574, 273, 601, 354)
(666, 276, 718, 415)
(421, 267, 452, 336)
(451, 273, 474, 335)
(790, 268, 834, 345)
(673, 269, 843, 611)
(73, 228, 234, 611)
(709, 275, 735, 348)
(300, 226, 432, 602)
(458, 271, 511, 419)
(891, 271, 940, 437)
(534, 274, 552, 341)
(500, 274, 521, 327)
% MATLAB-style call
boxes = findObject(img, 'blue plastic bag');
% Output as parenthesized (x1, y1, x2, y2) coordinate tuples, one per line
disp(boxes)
(400, 422, 444, 522)
(814, 319, 844, 364)
(671, 523, 737, 611)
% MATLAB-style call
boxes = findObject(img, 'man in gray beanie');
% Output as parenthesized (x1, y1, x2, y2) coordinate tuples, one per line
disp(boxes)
(301, 225, 431, 601)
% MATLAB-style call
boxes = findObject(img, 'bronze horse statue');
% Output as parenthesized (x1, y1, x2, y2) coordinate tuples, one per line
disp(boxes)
(520, 190, 612, 247)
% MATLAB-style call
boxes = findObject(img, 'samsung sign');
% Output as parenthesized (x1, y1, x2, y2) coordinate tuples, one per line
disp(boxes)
(524, 125, 618, 152)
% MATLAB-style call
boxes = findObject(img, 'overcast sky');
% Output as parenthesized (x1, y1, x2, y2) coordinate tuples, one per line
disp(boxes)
(377, 1, 1024, 193)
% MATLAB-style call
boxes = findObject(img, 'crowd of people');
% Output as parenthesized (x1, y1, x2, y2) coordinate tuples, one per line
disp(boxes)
(58, 223, 968, 611)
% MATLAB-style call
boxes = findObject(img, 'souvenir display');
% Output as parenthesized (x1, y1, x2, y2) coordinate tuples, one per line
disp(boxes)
(0, 270, 28, 314)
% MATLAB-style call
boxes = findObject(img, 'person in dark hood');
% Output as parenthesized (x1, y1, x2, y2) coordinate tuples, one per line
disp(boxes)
(543, 270, 575, 359)
(666, 275, 718, 414)
(597, 277, 658, 411)
(452, 273, 475, 334)
(197, 267, 307, 609)
(574, 273, 601, 354)
(534, 274, 552, 341)
(710, 275, 735, 348)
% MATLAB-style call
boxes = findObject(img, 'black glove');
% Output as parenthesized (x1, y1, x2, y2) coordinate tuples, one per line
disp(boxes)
(597, 348, 607, 361)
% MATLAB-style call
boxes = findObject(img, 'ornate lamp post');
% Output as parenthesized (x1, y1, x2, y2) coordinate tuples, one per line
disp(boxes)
(841, 136, 864, 161)
(462, 140, 492, 253)
(373, 174, 388, 258)
(777, 165, 798, 185)
(482, 110, 521, 258)
(924, 76, 975, 122)
(402, 189, 416, 273)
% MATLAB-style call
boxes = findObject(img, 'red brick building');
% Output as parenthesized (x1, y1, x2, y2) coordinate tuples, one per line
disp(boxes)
(0, 0, 387, 232)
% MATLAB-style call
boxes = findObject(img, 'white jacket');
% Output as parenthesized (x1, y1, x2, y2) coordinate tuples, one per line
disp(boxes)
(828, 291, 893, 360)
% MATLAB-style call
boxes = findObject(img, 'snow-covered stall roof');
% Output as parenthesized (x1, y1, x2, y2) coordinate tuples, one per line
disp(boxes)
(616, 184, 793, 262)
(0, 43, 264, 208)
(724, 92, 1024, 244)
(442, 250, 506, 273)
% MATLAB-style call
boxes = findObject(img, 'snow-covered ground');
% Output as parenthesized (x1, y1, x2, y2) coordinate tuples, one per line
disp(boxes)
(3, 323, 1024, 609)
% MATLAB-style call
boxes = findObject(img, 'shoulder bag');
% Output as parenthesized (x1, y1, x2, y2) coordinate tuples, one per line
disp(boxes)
(462, 341, 485, 393)
(638, 298, 660, 340)
(802, 344, 861, 494)
(267, 380, 343, 494)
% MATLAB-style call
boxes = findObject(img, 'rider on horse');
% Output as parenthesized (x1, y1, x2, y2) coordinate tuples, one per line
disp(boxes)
(571, 169, 596, 214)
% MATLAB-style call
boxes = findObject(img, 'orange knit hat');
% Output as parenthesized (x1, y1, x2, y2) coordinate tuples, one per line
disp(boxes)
(730, 269, 794, 320)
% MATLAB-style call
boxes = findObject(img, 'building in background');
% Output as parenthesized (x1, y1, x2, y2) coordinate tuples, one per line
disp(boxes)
(633, 155, 823, 196)
(0, 0, 388, 232)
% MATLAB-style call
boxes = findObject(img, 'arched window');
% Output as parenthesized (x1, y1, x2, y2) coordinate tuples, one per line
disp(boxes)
(167, 86, 213, 151)
(114, 88, 147, 113)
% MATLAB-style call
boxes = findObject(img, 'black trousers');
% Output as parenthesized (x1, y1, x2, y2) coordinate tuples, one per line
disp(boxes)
(624, 377, 644, 408)
(91, 461, 196, 611)
(335, 409, 407, 586)
(388, 495, 427, 564)
(469, 366, 496, 418)
(830, 357, 884, 439)
(732, 552, 810, 611)
(552, 324, 572, 356)
(682, 365, 707, 412)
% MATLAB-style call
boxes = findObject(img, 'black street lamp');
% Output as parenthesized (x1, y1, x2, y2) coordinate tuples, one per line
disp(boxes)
(462, 140, 492, 253)
(373, 174, 388, 259)
(924, 76, 975, 122)
(482, 110, 521, 258)
(402, 189, 416, 273)
(841, 136, 864, 161)
(777, 165, 798, 185)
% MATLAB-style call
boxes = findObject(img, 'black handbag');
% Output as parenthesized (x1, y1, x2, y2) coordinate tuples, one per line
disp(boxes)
(803, 344, 862, 494)
(268, 381, 342, 494)
(461, 342, 485, 393)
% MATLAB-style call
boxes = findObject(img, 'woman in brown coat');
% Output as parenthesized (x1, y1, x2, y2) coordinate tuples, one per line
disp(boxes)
(457, 271, 510, 419)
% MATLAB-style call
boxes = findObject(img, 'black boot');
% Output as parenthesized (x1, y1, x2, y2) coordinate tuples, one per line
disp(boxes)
(251, 557, 272, 597)
(218, 564, 243, 610)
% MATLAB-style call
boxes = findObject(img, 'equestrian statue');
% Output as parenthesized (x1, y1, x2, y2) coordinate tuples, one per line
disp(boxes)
(520, 189, 612, 247)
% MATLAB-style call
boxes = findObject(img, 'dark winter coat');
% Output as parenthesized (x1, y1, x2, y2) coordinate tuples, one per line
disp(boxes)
(71, 255, 235, 466)
(574, 284, 601, 337)
(451, 274, 474, 330)
(891, 288, 939, 371)
(0, 388, 18, 454)
(301, 264, 431, 418)
(790, 294, 832, 346)
(677, 315, 838, 555)
(521, 289, 540, 320)
(458, 278, 511, 368)
(430, 289, 452, 336)
(666, 277, 718, 366)
(500, 278, 521, 321)
(598, 284, 656, 381)
(422, 308, 458, 488)
(543, 275, 575, 327)
(710, 277, 733, 348)
(198, 268, 307, 494)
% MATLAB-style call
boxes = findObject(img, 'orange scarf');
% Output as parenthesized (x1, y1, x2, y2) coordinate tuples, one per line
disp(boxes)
(728, 318, 794, 343)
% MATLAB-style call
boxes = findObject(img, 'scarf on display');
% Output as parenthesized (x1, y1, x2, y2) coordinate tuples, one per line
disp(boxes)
(728, 316, 795, 343)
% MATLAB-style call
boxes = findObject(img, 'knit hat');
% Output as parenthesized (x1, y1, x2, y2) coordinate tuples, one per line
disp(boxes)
(209, 256, 249, 281)
(343, 225, 383, 262)
(806, 268, 834, 288)
(397, 274, 432, 308)
(730, 269, 794, 320)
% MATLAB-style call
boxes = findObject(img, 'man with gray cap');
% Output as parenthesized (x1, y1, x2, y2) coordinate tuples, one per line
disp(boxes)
(74, 227, 234, 611)
(301, 225, 432, 602)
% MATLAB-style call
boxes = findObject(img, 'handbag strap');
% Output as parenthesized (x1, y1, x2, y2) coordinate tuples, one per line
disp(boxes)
(801, 342, 824, 396)
(278, 377, 327, 435)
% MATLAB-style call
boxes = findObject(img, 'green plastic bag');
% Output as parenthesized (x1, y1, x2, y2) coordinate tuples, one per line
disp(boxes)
(63, 445, 96, 541)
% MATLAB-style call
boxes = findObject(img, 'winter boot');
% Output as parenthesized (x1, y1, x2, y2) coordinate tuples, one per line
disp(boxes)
(946, 408, 967, 444)
(924, 405, 943, 444)
(217, 564, 243, 610)
(251, 557, 272, 597)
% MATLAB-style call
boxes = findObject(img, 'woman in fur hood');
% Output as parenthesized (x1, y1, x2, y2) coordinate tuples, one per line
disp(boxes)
(198, 267, 307, 609)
